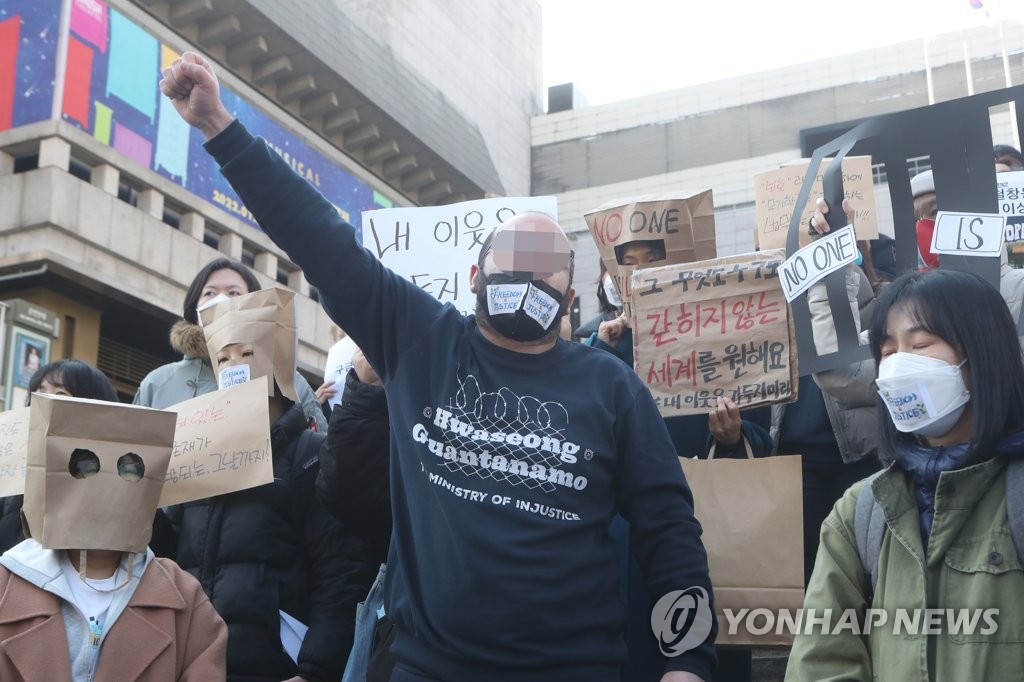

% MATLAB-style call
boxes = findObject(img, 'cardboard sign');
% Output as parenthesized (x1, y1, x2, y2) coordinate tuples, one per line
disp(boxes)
(630, 249, 798, 416)
(778, 226, 859, 301)
(361, 196, 558, 316)
(585, 192, 717, 317)
(755, 156, 877, 250)
(159, 377, 273, 507)
(23, 395, 177, 553)
(202, 288, 298, 401)
(323, 336, 358, 409)
(997, 170, 1024, 242)
(0, 408, 29, 498)
(930, 212, 1005, 257)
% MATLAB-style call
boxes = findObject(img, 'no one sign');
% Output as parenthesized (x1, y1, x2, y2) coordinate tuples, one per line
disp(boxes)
(779, 226, 858, 302)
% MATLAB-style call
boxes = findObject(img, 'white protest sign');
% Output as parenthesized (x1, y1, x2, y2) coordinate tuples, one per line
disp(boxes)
(778, 225, 858, 302)
(323, 336, 358, 409)
(0, 407, 29, 497)
(362, 196, 558, 315)
(159, 377, 273, 506)
(930, 212, 1005, 258)
(997, 170, 1024, 242)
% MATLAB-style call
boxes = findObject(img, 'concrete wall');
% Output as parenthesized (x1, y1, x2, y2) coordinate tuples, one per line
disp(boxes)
(335, 0, 543, 196)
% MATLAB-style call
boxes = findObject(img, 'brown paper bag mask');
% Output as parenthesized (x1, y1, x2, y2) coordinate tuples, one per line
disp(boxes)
(200, 288, 298, 401)
(584, 191, 717, 316)
(22, 395, 176, 553)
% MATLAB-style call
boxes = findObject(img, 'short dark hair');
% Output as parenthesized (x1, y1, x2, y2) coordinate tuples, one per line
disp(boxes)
(182, 258, 261, 324)
(613, 239, 666, 265)
(868, 269, 1024, 463)
(994, 144, 1024, 169)
(26, 359, 119, 405)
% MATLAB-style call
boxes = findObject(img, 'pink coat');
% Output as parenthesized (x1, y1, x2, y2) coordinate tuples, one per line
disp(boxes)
(0, 557, 227, 681)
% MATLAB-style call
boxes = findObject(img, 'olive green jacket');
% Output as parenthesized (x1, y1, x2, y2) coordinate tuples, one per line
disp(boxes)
(786, 458, 1024, 681)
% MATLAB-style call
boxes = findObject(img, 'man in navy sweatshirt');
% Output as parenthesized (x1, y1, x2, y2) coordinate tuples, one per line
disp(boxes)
(160, 51, 716, 682)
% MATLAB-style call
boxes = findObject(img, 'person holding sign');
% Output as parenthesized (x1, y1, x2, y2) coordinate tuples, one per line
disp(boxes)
(161, 52, 716, 682)
(787, 268, 1024, 681)
(0, 396, 227, 681)
(159, 289, 372, 682)
(0, 360, 121, 555)
(133, 257, 327, 433)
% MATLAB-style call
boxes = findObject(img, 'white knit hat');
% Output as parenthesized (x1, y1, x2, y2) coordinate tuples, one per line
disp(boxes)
(910, 169, 934, 199)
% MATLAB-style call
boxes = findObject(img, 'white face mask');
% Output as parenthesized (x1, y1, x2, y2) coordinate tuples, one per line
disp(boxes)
(218, 363, 251, 390)
(602, 273, 622, 309)
(875, 352, 970, 438)
(197, 293, 232, 326)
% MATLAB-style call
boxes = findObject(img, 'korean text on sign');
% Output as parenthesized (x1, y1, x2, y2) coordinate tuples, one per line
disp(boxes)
(630, 249, 798, 416)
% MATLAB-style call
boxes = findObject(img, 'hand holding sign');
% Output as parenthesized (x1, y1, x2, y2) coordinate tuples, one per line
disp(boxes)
(808, 197, 856, 236)
(779, 226, 859, 302)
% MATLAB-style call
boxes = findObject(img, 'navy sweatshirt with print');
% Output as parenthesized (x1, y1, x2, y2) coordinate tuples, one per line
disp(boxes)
(206, 121, 716, 682)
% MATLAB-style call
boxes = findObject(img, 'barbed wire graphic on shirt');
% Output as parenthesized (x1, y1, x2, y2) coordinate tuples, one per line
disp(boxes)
(440, 375, 573, 492)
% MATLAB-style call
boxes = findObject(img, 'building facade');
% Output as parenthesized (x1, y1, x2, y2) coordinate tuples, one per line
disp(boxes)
(534, 23, 1024, 324)
(0, 0, 541, 406)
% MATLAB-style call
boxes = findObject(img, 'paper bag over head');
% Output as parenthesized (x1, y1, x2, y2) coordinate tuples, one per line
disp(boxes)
(22, 395, 177, 553)
(201, 288, 298, 401)
(584, 191, 717, 314)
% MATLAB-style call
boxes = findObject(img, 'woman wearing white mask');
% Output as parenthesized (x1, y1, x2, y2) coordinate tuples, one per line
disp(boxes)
(133, 258, 326, 432)
(786, 268, 1024, 682)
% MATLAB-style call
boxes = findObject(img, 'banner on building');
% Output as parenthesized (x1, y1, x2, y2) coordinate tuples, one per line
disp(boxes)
(13, 0, 396, 237)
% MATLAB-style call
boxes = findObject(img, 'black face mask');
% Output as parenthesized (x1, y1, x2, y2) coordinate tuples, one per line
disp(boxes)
(476, 272, 567, 342)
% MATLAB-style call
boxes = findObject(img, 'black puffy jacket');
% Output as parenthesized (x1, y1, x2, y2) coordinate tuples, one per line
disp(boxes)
(164, 403, 373, 682)
(316, 369, 391, 566)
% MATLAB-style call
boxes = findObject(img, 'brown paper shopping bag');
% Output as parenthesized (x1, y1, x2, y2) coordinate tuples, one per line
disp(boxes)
(201, 287, 298, 401)
(681, 442, 804, 646)
(23, 395, 177, 553)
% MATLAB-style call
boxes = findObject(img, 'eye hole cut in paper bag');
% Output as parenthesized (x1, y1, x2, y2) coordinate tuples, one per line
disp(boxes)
(159, 376, 272, 507)
(201, 288, 298, 401)
(22, 395, 177, 553)
(585, 192, 717, 318)
(630, 249, 798, 416)
(680, 443, 804, 646)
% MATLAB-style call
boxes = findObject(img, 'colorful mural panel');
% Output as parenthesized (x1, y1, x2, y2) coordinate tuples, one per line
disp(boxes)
(55, 0, 387, 236)
(0, 0, 61, 131)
